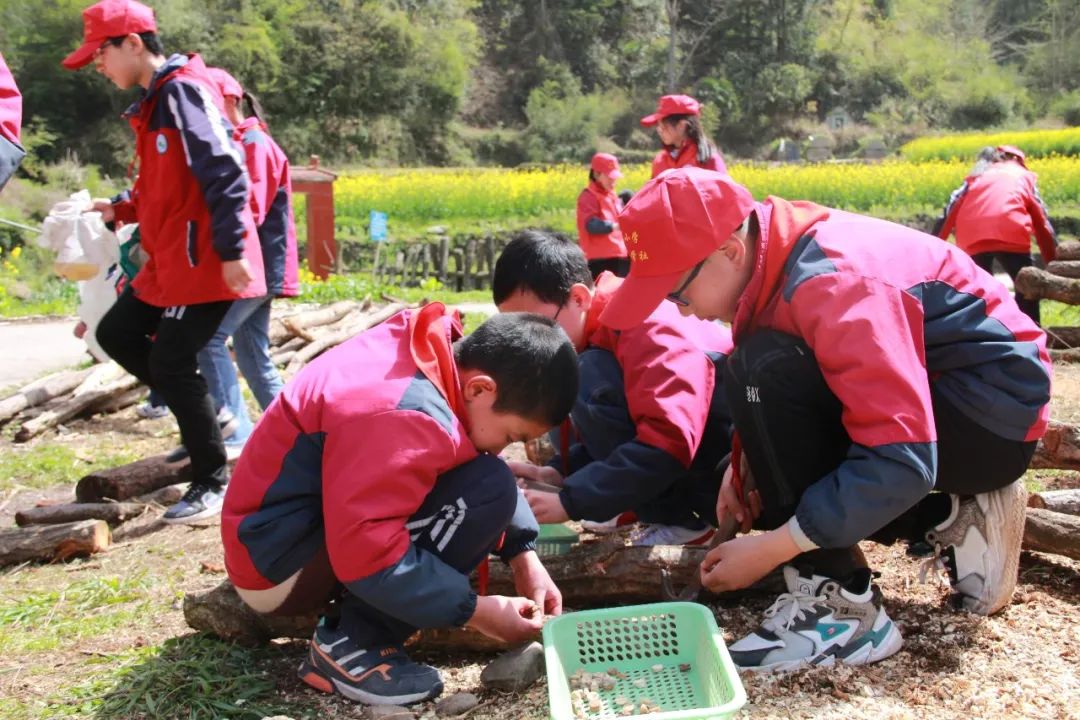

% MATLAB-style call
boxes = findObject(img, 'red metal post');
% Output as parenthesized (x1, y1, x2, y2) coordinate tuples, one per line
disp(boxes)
(291, 155, 338, 280)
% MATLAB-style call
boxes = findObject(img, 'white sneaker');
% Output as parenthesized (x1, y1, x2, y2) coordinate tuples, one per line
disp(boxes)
(580, 511, 637, 534)
(729, 566, 903, 672)
(136, 401, 169, 420)
(923, 480, 1027, 615)
(630, 524, 715, 546)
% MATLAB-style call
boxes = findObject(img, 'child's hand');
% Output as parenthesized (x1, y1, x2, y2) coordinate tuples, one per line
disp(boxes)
(699, 528, 799, 592)
(715, 460, 760, 534)
(524, 489, 570, 523)
(509, 550, 563, 616)
(507, 461, 563, 488)
(222, 258, 254, 293)
(88, 199, 114, 222)
(466, 595, 545, 643)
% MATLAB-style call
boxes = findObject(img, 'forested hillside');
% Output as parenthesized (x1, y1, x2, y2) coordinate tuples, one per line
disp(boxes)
(1, 0, 1078, 174)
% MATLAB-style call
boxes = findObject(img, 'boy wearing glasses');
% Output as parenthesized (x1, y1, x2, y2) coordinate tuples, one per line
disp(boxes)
(601, 167, 1050, 671)
(492, 230, 734, 546)
(62, 0, 266, 524)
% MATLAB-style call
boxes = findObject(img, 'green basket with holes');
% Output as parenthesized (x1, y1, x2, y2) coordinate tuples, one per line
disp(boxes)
(542, 602, 746, 720)
(536, 523, 579, 557)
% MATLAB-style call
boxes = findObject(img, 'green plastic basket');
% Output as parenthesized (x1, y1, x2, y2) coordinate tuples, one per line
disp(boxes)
(542, 602, 746, 720)
(536, 523, 579, 557)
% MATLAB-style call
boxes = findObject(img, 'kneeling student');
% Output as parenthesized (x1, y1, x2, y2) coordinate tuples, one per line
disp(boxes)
(602, 168, 1050, 671)
(494, 230, 733, 546)
(222, 305, 578, 704)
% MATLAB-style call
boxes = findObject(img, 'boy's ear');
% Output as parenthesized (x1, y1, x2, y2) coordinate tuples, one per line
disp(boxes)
(721, 234, 748, 269)
(568, 282, 593, 311)
(462, 373, 497, 402)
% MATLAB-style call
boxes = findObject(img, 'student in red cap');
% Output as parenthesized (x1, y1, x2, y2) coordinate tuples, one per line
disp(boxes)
(934, 144, 1057, 325)
(184, 66, 299, 459)
(640, 94, 727, 178)
(63, 0, 267, 524)
(576, 152, 630, 278)
(493, 230, 733, 546)
(0, 52, 24, 190)
(602, 167, 1050, 671)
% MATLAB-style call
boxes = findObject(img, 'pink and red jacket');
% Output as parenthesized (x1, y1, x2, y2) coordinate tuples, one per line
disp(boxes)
(112, 54, 266, 307)
(735, 197, 1051, 549)
(576, 181, 627, 261)
(557, 272, 734, 520)
(234, 117, 299, 297)
(222, 304, 535, 629)
(0, 52, 23, 189)
(935, 160, 1057, 261)
(651, 141, 727, 178)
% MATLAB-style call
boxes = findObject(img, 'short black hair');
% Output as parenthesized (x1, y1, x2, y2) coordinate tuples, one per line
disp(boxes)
(108, 32, 165, 57)
(454, 312, 578, 428)
(492, 230, 593, 306)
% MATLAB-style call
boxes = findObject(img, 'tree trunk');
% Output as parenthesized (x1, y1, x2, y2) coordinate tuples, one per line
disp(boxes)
(1027, 489, 1080, 516)
(15, 502, 148, 527)
(285, 304, 405, 374)
(15, 364, 139, 442)
(0, 520, 110, 566)
(1016, 266, 1080, 304)
(269, 300, 360, 345)
(1049, 348, 1080, 363)
(75, 455, 226, 503)
(1044, 260, 1080, 278)
(0, 367, 94, 423)
(1053, 242, 1080, 261)
(1045, 326, 1080, 350)
(1030, 421, 1080, 471)
(1024, 508, 1080, 560)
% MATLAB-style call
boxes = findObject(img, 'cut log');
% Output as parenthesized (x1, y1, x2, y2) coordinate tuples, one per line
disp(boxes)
(1030, 421, 1080, 471)
(1015, 266, 1080, 304)
(1023, 507, 1080, 560)
(1053, 242, 1080, 261)
(1045, 326, 1080, 350)
(1027, 489, 1080, 516)
(272, 335, 307, 354)
(0, 519, 110, 566)
(269, 300, 359, 345)
(15, 502, 148, 527)
(135, 484, 186, 506)
(285, 304, 405, 374)
(1049, 348, 1080, 363)
(87, 386, 143, 415)
(15, 363, 139, 442)
(1045, 260, 1080, 279)
(0, 367, 94, 423)
(75, 455, 236, 503)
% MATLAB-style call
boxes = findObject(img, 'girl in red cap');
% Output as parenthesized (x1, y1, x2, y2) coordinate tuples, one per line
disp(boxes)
(640, 94, 727, 178)
(576, 152, 630, 278)
(934, 145, 1057, 325)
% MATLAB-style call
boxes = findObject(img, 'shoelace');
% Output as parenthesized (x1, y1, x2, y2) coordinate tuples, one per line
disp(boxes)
(918, 542, 952, 587)
(759, 590, 823, 633)
(179, 483, 214, 504)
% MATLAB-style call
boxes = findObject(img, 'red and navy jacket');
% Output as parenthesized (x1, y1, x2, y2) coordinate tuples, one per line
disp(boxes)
(736, 197, 1051, 549)
(576, 181, 627, 261)
(0, 52, 24, 190)
(221, 304, 538, 629)
(935, 161, 1057, 262)
(234, 117, 299, 297)
(556, 272, 734, 521)
(112, 54, 266, 307)
(651, 141, 727, 178)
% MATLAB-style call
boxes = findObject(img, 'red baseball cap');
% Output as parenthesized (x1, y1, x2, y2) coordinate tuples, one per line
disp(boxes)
(207, 67, 244, 100)
(590, 152, 623, 179)
(997, 145, 1028, 168)
(600, 167, 756, 330)
(640, 95, 701, 127)
(62, 0, 157, 70)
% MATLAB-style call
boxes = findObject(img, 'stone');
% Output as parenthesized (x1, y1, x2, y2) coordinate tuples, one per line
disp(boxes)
(479, 641, 545, 692)
(366, 706, 416, 720)
(435, 692, 480, 717)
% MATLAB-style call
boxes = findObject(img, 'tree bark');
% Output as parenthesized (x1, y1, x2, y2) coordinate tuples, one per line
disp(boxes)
(15, 502, 148, 527)
(285, 304, 405, 374)
(0, 367, 94, 423)
(0, 519, 110, 566)
(1053, 242, 1080, 261)
(1024, 507, 1080, 560)
(1027, 489, 1080, 516)
(15, 364, 139, 442)
(1049, 348, 1080, 363)
(1015, 266, 1080, 304)
(1030, 421, 1080, 471)
(75, 455, 235, 503)
(1045, 326, 1080, 350)
(1044, 260, 1080, 278)
(269, 300, 360, 345)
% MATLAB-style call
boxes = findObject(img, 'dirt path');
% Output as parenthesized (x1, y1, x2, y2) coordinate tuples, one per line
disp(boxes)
(0, 317, 88, 390)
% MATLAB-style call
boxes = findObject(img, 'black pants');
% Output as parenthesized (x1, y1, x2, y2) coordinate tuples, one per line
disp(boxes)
(587, 257, 631, 279)
(972, 251, 1040, 326)
(96, 287, 232, 487)
(724, 330, 1036, 578)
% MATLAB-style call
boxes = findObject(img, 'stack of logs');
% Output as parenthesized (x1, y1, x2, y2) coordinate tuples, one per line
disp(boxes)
(0, 299, 411, 444)
(1018, 241, 1080, 360)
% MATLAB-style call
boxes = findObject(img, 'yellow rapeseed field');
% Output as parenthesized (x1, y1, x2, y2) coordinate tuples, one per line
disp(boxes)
(901, 127, 1080, 162)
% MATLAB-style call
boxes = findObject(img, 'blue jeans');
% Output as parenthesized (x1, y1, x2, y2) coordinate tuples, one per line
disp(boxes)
(197, 295, 284, 442)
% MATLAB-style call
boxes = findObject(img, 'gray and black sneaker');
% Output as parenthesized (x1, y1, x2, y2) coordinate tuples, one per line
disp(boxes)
(164, 409, 240, 464)
(923, 480, 1027, 615)
(728, 565, 903, 672)
(162, 482, 226, 525)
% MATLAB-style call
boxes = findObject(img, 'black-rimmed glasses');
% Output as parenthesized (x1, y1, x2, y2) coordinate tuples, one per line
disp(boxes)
(665, 259, 705, 307)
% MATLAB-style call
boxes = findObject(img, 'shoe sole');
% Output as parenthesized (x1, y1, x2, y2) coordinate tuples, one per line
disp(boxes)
(300, 645, 442, 706)
(967, 480, 1027, 616)
(162, 503, 223, 525)
(741, 622, 904, 673)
